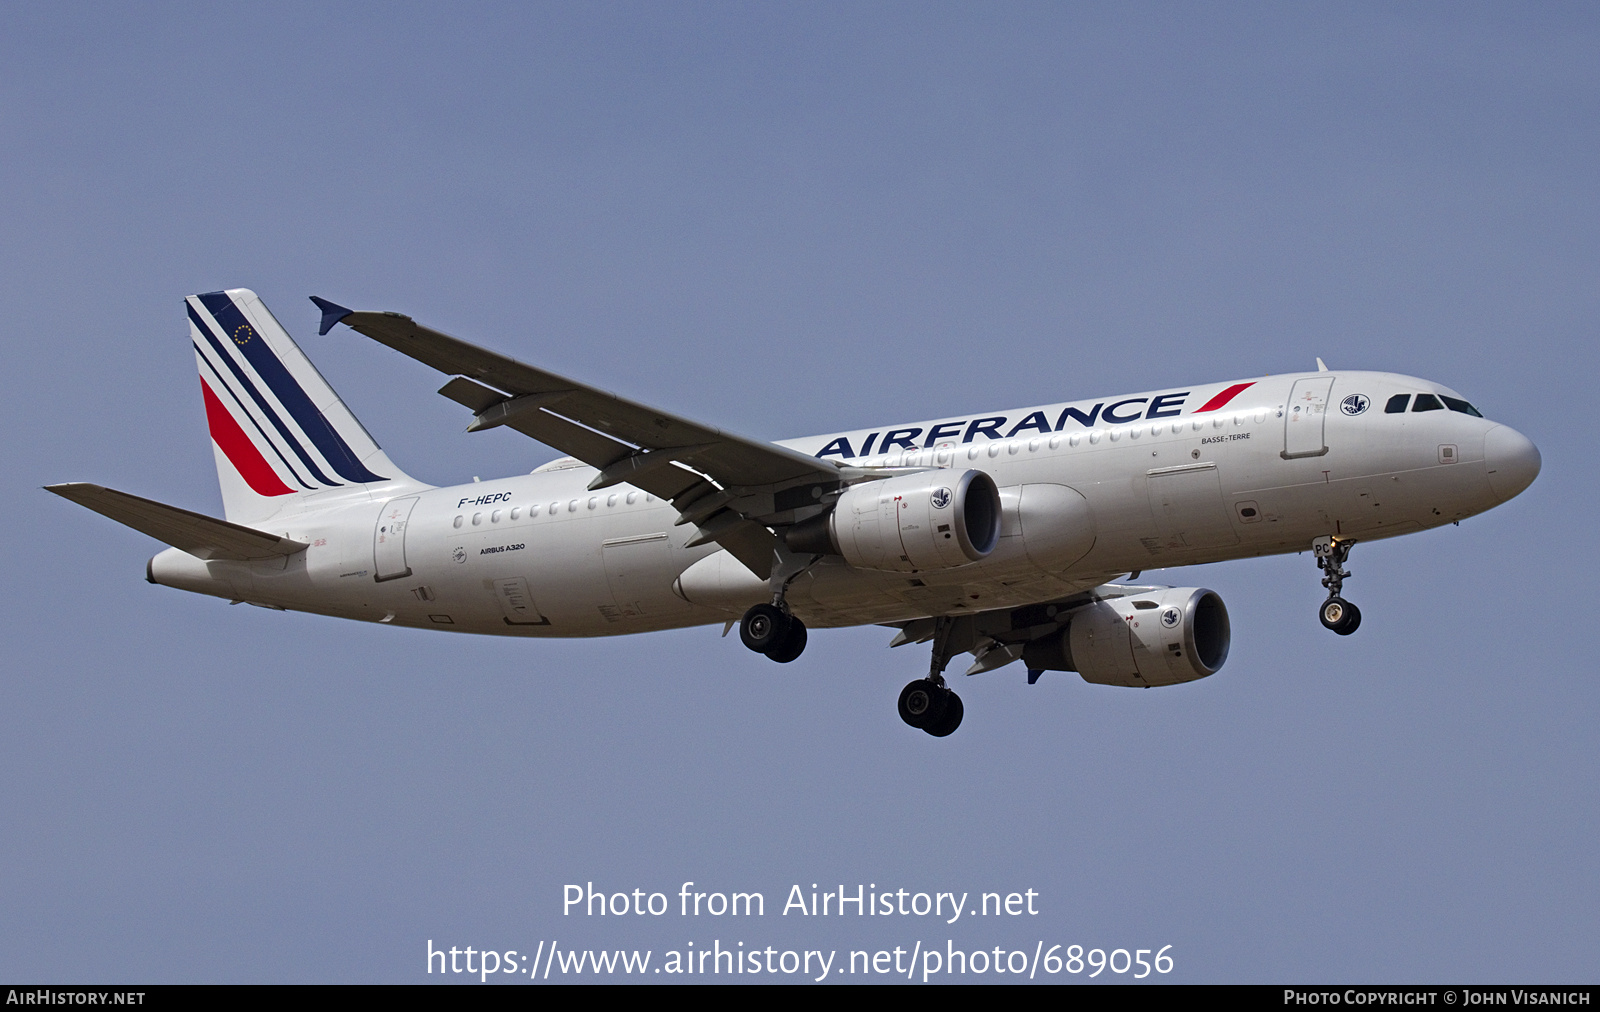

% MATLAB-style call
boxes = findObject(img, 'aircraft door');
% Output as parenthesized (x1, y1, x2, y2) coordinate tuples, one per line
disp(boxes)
(373, 496, 420, 582)
(1283, 376, 1335, 459)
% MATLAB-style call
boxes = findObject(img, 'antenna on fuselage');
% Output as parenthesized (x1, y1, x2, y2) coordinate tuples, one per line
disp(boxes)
(1316, 357, 1329, 372)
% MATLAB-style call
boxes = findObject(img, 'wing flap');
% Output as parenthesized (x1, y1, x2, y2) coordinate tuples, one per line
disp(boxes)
(46, 483, 309, 561)
(437, 376, 508, 413)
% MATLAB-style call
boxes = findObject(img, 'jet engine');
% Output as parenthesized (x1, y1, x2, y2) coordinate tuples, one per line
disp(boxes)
(1022, 587, 1230, 687)
(790, 469, 1001, 573)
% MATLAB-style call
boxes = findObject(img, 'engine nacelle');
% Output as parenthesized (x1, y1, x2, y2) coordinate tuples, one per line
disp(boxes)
(1022, 587, 1230, 687)
(827, 469, 1001, 573)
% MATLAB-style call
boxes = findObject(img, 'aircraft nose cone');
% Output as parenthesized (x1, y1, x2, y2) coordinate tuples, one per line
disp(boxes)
(1484, 424, 1541, 502)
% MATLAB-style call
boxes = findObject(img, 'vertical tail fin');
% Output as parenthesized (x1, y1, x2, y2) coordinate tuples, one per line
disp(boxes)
(187, 288, 424, 523)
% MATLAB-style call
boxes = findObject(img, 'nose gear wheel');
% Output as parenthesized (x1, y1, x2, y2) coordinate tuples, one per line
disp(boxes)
(1312, 536, 1361, 635)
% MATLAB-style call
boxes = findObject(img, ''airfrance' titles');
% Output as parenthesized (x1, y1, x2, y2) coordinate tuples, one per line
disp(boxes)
(811, 383, 1255, 460)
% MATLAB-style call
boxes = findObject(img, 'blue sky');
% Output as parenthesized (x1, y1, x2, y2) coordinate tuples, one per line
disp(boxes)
(3, 3, 1595, 982)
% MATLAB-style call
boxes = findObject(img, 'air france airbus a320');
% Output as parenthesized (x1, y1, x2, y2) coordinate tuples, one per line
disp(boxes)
(50, 289, 1540, 736)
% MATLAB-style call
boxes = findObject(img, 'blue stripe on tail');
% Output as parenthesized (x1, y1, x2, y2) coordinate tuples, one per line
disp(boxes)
(188, 304, 344, 488)
(196, 291, 387, 485)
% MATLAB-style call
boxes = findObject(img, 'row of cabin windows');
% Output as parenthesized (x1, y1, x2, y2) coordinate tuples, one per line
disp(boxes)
(1385, 393, 1482, 417)
(452, 492, 657, 529)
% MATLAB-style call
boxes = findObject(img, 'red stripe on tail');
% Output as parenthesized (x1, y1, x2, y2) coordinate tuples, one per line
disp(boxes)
(201, 379, 296, 496)
(1193, 382, 1255, 413)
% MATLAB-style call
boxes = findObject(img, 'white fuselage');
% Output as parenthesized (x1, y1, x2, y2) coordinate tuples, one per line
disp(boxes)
(149, 370, 1534, 635)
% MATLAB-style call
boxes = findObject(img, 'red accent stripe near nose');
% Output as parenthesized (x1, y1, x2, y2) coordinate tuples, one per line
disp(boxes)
(201, 378, 296, 496)
(1193, 382, 1255, 413)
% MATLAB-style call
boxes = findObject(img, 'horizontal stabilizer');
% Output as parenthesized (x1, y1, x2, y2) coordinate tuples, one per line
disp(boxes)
(45, 483, 310, 561)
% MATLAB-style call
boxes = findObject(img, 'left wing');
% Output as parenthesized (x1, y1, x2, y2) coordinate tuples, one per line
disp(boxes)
(312, 298, 885, 577)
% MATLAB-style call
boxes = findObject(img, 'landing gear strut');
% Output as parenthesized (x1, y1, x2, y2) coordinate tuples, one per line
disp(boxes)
(897, 616, 966, 737)
(1313, 535, 1361, 636)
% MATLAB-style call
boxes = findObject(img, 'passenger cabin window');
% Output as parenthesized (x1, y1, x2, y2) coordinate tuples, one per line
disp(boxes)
(1412, 394, 1444, 412)
(1385, 394, 1410, 413)
(1441, 396, 1483, 417)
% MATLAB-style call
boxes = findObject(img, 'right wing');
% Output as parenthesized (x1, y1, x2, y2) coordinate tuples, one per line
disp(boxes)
(313, 297, 897, 577)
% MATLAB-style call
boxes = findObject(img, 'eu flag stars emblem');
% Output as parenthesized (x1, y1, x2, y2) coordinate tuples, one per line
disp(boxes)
(232, 324, 256, 346)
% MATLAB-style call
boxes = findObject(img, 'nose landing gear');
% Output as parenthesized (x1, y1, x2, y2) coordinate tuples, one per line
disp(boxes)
(1313, 536, 1362, 636)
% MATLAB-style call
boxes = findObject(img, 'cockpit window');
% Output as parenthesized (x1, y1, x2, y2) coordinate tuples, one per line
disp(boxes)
(1385, 394, 1410, 414)
(1440, 396, 1483, 417)
(1412, 394, 1443, 412)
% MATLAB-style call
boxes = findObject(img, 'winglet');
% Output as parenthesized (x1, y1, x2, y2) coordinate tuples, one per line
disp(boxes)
(309, 296, 353, 336)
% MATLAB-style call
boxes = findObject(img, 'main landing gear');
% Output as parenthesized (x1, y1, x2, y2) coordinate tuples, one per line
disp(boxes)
(897, 616, 966, 737)
(736, 547, 966, 736)
(898, 677, 963, 737)
(1313, 535, 1362, 636)
(739, 603, 808, 663)
(737, 548, 818, 664)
